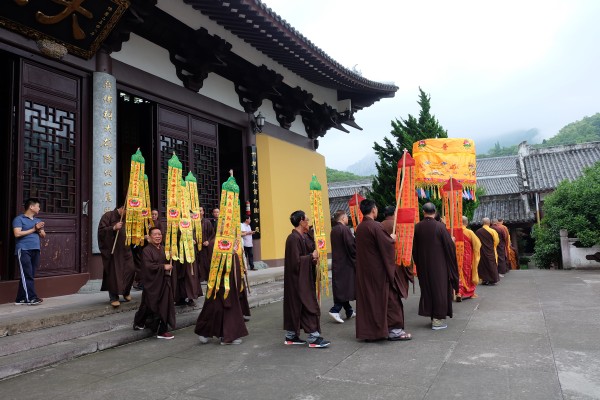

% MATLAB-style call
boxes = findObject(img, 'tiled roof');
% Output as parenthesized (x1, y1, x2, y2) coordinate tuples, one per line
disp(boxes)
(477, 176, 520, 196)
(327, 180, 371, 216)
(329, 197, 351, 218)
(328, 179, 372, 198)
(476, 156, 518, 177)
(185, 0, 398, 104)
(472, 195, 533, 225)
(520, 142, 600, 193)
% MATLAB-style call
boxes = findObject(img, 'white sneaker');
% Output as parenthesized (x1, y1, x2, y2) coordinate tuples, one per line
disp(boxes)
(499, 274, 505, 278)
(348, 311, 356, 319)
(198, 335, 209, 344)
(329, 312, 344, 324)
(220, 338, 242, 345)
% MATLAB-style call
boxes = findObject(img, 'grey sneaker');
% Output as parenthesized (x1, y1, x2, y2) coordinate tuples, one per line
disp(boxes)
(220, 338, 242, 345)
(432, 319, 448, 330)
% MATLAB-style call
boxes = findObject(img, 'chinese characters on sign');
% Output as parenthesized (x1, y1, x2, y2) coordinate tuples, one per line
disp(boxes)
(101, 79, 114, 213)
(247, 145, 260, 239)
(1, 0, 129, 59)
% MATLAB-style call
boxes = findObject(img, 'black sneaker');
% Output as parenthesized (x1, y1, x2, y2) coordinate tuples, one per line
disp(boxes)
(284, 336, 307, 345)
(28, 298, 43, 306)
(14, 299, 28, 305)
(308, 337, 330, 348)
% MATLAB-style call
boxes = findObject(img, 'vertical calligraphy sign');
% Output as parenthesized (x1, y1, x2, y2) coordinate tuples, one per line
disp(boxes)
(247, 145, 260, 239)
(91, 72, 117, 253)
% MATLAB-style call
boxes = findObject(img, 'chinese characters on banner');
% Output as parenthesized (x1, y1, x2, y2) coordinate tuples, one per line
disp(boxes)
(247, 145, 260, 239)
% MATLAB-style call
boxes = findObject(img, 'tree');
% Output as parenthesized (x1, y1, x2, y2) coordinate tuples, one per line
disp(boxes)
(371, 88, 447, 210)
(533, 162, 600, 268)
(326, 167, 368, 183)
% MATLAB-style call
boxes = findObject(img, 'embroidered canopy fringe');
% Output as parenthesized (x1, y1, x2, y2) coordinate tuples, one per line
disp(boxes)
(348, 192, 365, 228)
(165, 153, 182, 261)
(125, 149, 150, 246)
(412, 138, 477, 200)
(207, 173, 245, 299)
(309, 175, 330, 301)
(394, 151, 418, 269)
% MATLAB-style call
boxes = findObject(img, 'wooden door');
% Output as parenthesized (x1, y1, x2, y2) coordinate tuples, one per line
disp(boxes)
(16, 60, 84, 277)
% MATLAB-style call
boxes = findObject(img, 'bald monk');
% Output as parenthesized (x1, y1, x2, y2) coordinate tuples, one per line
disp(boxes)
(491, 219, 509, 276)
(476, 218, 500, 285)
(460, 216, 481, 300)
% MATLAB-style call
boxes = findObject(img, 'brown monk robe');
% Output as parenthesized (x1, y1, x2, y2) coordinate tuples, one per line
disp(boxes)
(328, 211, 356, 322)
(98, 207, 135, 307)
(282, 210, 330, 348)
(412, 203, 459, 329)
(174, 258, 202, 306)
(133, 227, 176, 338)
(197, 207, 215, 282)
(498, 219, 518, 270)
(491, 220, 510, 275)
(355, 200, 411, 341)
(194, 253, 248, 344)
(475, 218, 500, 285)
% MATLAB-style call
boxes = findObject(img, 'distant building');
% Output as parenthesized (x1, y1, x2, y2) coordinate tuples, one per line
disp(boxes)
(473, 141, 600, 256)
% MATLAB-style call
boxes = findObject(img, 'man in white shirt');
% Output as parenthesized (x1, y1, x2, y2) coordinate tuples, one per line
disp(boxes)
(241, 216, 255, 270)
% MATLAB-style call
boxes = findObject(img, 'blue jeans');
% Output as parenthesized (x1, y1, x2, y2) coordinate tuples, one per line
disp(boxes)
(15, 249, 40, 302)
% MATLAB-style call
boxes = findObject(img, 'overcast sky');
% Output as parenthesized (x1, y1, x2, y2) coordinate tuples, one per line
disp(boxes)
(262, 0, 600, 170)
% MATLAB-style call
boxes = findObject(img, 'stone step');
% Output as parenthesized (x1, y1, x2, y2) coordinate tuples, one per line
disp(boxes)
(0, 279, 284, 381)
(0, 267, 283, 337)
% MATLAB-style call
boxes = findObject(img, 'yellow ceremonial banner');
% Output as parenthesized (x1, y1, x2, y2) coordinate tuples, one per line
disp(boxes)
(412, 138, 476, 198)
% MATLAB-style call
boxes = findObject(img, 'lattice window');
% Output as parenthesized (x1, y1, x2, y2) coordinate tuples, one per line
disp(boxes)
(160, 135, 189, 208)
(193, 143, 218, 210)
(23, 101, 77, 214)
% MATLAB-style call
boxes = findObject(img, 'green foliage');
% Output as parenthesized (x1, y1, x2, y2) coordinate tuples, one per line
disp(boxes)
(326, 167, 368, 183)
(371, 88, 448, 208)
(533, 162, 600, 268)
(542, 113, 600, 146)
(477, 142, 519, 158)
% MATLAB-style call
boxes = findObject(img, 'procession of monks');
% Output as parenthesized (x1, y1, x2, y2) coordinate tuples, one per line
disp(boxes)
(97, 195, 516, 345)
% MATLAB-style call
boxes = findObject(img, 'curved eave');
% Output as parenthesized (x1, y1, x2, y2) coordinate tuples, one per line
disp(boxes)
(184, 0, 398, 97)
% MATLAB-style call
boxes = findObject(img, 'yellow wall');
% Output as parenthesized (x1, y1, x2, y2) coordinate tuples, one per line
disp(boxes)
(256, 133, 330, 264)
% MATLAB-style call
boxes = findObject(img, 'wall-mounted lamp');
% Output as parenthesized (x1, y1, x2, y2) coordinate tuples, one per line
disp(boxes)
(250, 111, 265, 134)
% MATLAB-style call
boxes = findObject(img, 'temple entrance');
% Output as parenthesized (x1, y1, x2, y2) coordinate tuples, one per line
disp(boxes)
(217, 124, 246, 212)
(0, 56, 88, 280)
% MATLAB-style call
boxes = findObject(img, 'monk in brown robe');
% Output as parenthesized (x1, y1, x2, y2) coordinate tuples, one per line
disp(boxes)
(498, 218, 518, 270)
(283, 210, 330, 348)
(475, 218, 500, 285)
(460, 216, 481, 300)
(195, 243, 248, 345)
(328, 210, 356, 324)
(356, 200, 411, 341)
(197, 206, 215, 282)
(98, 207, 135, 307)
(412, 202, 459, 330)
(133, 227, 176, 339)
(491, 219, 510, 276)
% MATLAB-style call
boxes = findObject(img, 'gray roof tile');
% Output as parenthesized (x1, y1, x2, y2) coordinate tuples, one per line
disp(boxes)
(521, 142, 600, 192)
(476, 156, 519, 177)
(477, 176, 520, 196)
(472, 195, 533, 225)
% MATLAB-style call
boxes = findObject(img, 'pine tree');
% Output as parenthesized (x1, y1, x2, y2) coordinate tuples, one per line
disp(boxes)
(371, 88, 448, 210)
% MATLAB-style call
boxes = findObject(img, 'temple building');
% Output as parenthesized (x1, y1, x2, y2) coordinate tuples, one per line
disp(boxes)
(0, 0, 397, 302)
